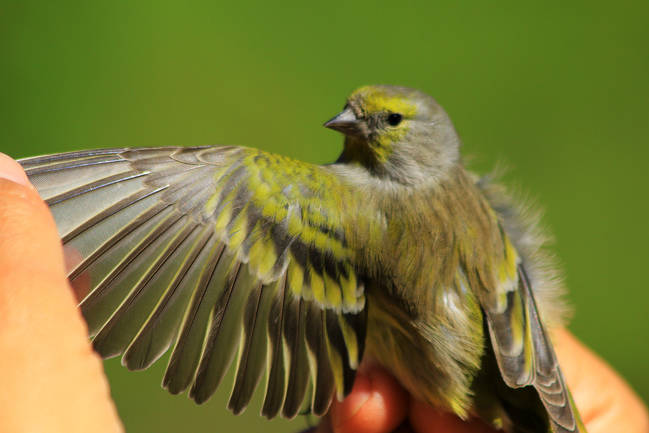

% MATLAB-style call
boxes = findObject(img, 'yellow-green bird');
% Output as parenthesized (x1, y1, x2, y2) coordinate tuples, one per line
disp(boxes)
(18, 85, 586, 433)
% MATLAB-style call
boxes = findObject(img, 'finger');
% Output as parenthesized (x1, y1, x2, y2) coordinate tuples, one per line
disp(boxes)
(554, 329, 649, 433)
(409, 400, 500, 433)
(328, 364, 409, 433)
(0, 153, 31, 186)
(0, 155, 123, 433)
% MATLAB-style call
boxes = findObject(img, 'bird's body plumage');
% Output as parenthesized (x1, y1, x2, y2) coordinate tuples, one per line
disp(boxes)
(18, 85, 586, 432)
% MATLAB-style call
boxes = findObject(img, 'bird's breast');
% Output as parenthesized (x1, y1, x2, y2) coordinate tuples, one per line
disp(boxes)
(358, 167, 507, 413)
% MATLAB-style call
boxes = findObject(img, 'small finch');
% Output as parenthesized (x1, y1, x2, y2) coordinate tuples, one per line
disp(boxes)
(19, 85, 585, 432)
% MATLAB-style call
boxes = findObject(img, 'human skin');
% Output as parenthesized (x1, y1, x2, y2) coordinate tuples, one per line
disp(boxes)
(0, 153, 646, 433)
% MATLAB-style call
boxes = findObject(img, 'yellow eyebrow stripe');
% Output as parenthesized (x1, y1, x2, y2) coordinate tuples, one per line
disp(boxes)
(352, 86, 418, 117)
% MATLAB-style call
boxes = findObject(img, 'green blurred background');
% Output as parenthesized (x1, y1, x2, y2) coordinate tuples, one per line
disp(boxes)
(1, 1, 648, 431)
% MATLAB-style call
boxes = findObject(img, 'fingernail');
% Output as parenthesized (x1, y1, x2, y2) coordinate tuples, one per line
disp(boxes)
(0, 153, 32, 187)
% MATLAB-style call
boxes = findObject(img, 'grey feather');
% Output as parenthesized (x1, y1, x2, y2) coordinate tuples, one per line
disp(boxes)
(261, 274, 289, 418)
(281, 296, 311, 418)
(123, 228, 215, 370)
(228, 280, 273, 414)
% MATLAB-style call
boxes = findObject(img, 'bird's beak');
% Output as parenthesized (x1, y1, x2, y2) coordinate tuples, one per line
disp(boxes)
(323, 106, 363, 136)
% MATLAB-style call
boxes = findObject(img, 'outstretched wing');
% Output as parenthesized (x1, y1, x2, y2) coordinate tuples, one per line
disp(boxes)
(482, 235, 586, 433)
(19, 146, 367, 418)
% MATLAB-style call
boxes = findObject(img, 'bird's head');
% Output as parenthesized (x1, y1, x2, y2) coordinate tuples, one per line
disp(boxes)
(325, 85, 461, 185)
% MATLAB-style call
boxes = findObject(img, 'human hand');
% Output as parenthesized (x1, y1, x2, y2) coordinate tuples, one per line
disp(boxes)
(0, 153, 123, 432)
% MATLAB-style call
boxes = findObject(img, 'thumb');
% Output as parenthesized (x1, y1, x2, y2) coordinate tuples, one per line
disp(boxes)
(0, 153, 123, 433)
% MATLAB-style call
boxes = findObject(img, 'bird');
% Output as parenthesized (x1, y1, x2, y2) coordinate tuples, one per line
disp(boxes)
(18, 85, 586, 432)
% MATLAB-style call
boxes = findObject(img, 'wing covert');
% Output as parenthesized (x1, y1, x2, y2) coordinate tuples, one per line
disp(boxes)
(19, 146, 367, 418)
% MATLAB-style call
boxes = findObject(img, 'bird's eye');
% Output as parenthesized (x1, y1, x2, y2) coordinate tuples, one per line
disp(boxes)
(387, 113, 403, 126)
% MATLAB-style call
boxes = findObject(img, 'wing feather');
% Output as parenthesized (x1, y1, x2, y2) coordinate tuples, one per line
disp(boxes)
(91, 221, 199, 357)
(261, 273, 289, 418)
(19, 146, 368, 417)
(163, 241, 227, 394)
(306, 304, 335, 416)
(81, 209, 185, 335)
(281, 296, 311, 418)
(483, 234, 586, 432)
(123, 228, 215, 370)
(228, 278, 275, 414)
(190, 261, 251, 404)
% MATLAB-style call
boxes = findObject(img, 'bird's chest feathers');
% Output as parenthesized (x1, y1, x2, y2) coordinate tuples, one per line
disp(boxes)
(371, 170, 505, 316)
(363, 171, 506, 411)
